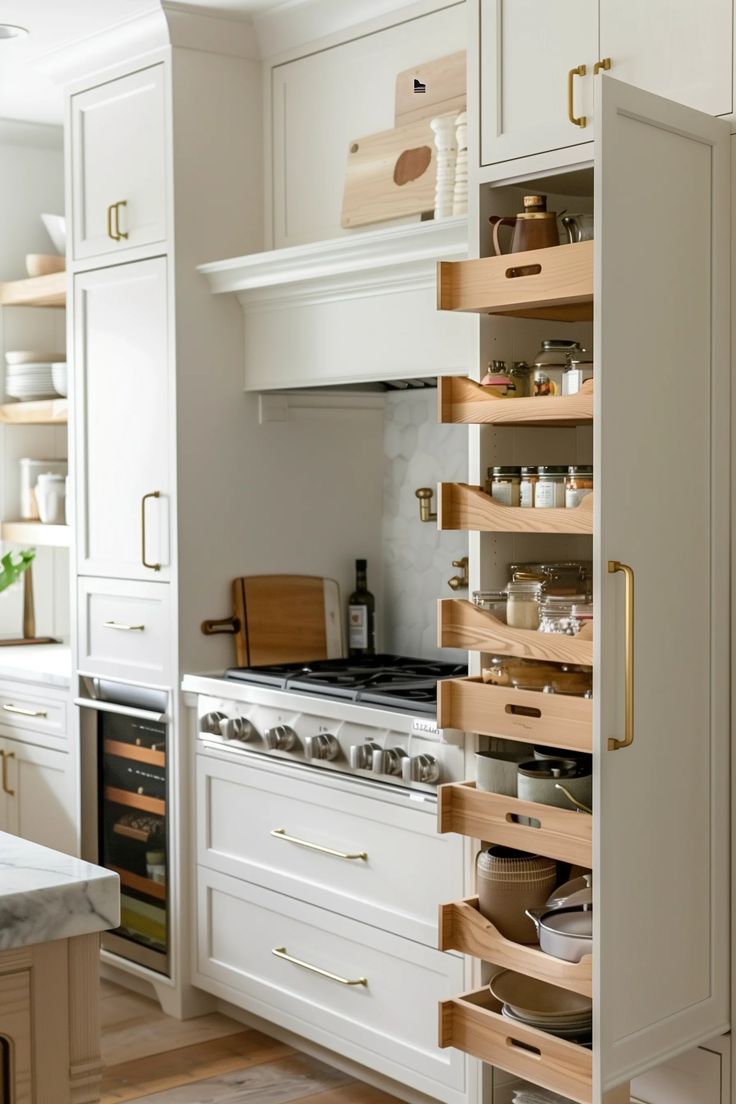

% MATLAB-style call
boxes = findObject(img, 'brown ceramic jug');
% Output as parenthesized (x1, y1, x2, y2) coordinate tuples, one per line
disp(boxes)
(489, 194, 560, 256)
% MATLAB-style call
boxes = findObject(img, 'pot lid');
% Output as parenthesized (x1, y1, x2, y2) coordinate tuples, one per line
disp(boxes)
(517, 757, 582, 780)
(540, 907, 593, 939)
(547, 874, 592, 909)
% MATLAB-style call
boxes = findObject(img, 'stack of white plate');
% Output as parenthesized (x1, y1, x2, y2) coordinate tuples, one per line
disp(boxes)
(5, 351, 66, 402)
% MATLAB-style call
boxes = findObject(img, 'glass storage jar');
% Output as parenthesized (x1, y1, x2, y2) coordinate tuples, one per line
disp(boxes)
(472, 590, 508, 621)
(538, 595, 594, 636)
(480, 360, 516, 396)
(533, 339, 582, 396)
(510, 360, 532, 397)
(534, 466, 567, 508)
(519, 466, 538, 508)
(506, 580, 543, 630)
(566, 465, 594, 508)
(489, 466, 521, 506)
(509, 561, 592, 595)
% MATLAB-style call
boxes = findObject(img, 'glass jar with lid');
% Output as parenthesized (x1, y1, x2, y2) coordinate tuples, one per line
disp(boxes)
(472, 590, 508, 621)
(510, 361, 531, 397)
(534, 466, 567, 508)
(506, 580, 543, 630)
(533, 339, 582, 397)
(509, 560, 592, 596)
(520, 466, 538, 508)
(566, 466, 594, 508)
(489, 466, 521, 506)
(563, 345, 594, 395)
(480, 360, 516, 396)
(538, 595, 594, 636)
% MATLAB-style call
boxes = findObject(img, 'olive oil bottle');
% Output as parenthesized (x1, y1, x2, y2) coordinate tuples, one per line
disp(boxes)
(348, 559, 375, 656)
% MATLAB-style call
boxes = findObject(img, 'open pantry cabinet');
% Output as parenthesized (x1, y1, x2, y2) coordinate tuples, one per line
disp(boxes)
(433, 77, 731, 1104)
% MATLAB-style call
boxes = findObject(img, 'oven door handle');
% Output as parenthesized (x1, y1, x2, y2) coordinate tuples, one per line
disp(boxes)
(74, 698, 168, 724)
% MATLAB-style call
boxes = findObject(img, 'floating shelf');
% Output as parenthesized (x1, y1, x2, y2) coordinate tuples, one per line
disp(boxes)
(103, 738, 166, 769)
(438, 781, 592, 867)
(438, 600, 593, 665)
(438, 376, 593, 426)
(439, 484, 593, 534)
(437, 241, 593, 322)
(109, 866, 166, 902)
(103, 786, 165, 817)
(439, 897, 592, 998)
(438, 676, 592, 753)
(0, 399, 68, 425)
(439, 988, 592, 1104)
(1, 521, 70, 548)
(0, 272, 66, 309)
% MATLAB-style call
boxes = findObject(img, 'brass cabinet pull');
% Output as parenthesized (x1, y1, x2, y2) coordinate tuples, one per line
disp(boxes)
(2, 703, 47, 719)
(103, 621, 145, 632)
(272, 946, 367, 987)
(113, 199, 129, 240)
(567, 64, 587, 127)
(593, 57, 612, 75)
(608, 561, 635, 750)
(141, 491, 162, 572)
(271, 827, 367, 861)
(2, 750, 15, 796)
(106, 203, 119, 241)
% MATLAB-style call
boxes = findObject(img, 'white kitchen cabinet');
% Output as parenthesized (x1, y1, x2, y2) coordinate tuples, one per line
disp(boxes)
(631, 1038, 729, 1104)
(77, 576, 173, 685)
(479, 0, 733, 167)
(0, 737, 76, 855)
(74, 257, 171, 582)
(71, 64, 168, 262)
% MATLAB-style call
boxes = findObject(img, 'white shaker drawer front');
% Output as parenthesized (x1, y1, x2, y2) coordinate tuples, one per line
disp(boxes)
(631, 1041, 727, 1104)
(196, 751, 463, 946)
(0, 686, 67, 748)
(78, 578, 172, 685)
(196, 869, 466, 1103)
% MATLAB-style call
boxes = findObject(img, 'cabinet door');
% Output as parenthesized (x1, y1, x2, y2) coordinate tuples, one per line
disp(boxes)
(74, 258, 171, 581)
(0, 970, 32, 1104)
(71, 65, 168, 262)
(595, 78, 730, 1094)
(479, 0, 597, 166)
(2, 737, 77, 854)
(600, 0, 733, 118)
(631, 1041, 726, 1104)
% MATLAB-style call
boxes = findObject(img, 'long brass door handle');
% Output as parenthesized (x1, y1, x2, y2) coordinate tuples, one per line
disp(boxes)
(2, 703, 47, 719)
(608, 560, 634, 750)
(593, 57, 612, 75)
(112, 200, 129, 241)
(567, 64, 587, 127)
(2, 750, 15, 796)
(141, 491, 162, 572)
(106, 203, 119, 242)
(271, 827, 367, 861)
(272, 946, 367, 987)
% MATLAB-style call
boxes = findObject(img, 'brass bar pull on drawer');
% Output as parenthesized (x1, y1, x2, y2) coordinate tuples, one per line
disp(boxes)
(113, 199, 129, 240)
(106, 203, 119, 241)
(2, 703, 47, 719)
(141, 491, 162, 571)
(593, 57, 612, 75)
(2, 750, 15, 796)
(270, 827, 367, 861)
(272, 946, 367, 987)
(103, 621, 145, 632)
(608, 560, 635, 750)
(567, 64, 587, 127)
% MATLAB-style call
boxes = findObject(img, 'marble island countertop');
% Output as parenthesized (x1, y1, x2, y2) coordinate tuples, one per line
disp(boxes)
(0, 833, 119, 951)
(0, 643, 71, 688)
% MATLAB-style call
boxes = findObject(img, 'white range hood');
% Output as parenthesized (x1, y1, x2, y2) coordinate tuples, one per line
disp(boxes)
(198, 217, 471, 391)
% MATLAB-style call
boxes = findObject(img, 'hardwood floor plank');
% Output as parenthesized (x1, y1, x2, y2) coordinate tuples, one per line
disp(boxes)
(289, 1084, 405, 1104)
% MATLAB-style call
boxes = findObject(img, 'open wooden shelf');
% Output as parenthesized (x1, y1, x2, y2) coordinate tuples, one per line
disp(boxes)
(438, 781, 592, 866)
(438, 676, 592, 753)
(0, 399, 68, 425)
(439, 483, 593, 534)
(439, 897, 592, 998)
(437, 241, 593, 321)
(104, 739, 166, 769)
(439, 987, 592, 1104)
(110, 866, 166, 902)
(0, 272, 66, 308)
(438, 376, 593, 426)
(104, 786, 165, 817)
(439, 600, 593, 665)
(1, 521, 70, 547)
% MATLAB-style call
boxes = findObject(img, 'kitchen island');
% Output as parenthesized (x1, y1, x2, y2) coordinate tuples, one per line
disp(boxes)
(0, 833, 119, 1103)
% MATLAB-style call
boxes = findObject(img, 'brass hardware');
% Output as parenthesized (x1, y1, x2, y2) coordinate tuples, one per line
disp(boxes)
(103, 621, 145, 632)
(2, 750, 15, 796)
(554, 783, 592, 814)
(567, 64, 587, 128)
(2, 704, 47, 719)
(112, 200, 129, 240)
(608, 560, 634, 751)
(141, 491, 162, 571)
(272, 946, 367, 987)
(106, 203, 118, 242)
(448, 555, 469, 591)
(593, 57, 612, 75)
(415, 487, 437, 523)
(271, 827, 367, 861)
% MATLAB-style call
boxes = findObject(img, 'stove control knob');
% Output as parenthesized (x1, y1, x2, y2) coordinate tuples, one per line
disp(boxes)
(219, 716, 258, 743)
(200, 711, 227, 735)
(265, 724, 298, 751)
(371, 746, 408, 776)
(305, 733, 340, 761)
(401, 753, 440, 784)
(349, 741, 381, 770)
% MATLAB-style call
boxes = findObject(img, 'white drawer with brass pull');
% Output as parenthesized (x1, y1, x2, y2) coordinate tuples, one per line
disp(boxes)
(78, 577, 171, 685)
(196, 867, 466, 1104)
(0, 686, 67, 747)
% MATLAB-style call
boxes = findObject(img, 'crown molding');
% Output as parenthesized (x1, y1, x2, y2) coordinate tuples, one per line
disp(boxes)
(162, 4, 259, 59)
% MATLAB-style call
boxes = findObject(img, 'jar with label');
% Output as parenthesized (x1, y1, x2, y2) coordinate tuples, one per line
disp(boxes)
(538, 596, 594, 636)
(489, 466, 521, 506)
(566, 466, 594, 508)
(534, 466, 567, 508)
(506, 580, 543, 630)
(472, 591, 508, 621)
(519, 466, 538, 508)
(533, 339, 581, 396)
(480, 360, 516, 396)
(563, 346, 594, 395)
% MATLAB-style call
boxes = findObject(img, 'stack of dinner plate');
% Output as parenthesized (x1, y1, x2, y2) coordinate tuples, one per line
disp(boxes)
(490, 970, 593, 1046)
(5, 351, 66, 402)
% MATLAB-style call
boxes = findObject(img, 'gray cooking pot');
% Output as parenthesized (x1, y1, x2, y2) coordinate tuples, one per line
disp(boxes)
(517, 757, 592, 812)
(526, 902, 593, 962)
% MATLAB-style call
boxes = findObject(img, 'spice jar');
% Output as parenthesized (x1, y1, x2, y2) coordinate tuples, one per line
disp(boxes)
(520, 466, 538, 508)
(534, 466, 567, 508)
(472, 590, 508, 621)
(480, 359, 516, 396)
(506, 580, 543, 630)
(533, 339, 582, 396)
(566, 466, 594, 508)
(539, 595, 594, 636)
(510, 361, 531, 397)
(563, 346, 594, 395)
(489, 466, 521, 506)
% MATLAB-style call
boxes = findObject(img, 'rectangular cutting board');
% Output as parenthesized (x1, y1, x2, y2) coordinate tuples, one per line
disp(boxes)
(394, 50, 466, 126)
(341, 116, 438, 229)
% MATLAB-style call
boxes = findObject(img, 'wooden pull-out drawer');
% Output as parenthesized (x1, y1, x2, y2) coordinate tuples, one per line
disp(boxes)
(438, 483, 593, 535)
(439, 897, 591, 998)
(439, 987, 592, 1104)
(438, 781, 592, 867)
(438, 376, 593, 426)
(438, 677, 592, 753)
(439, 599, 593, 665)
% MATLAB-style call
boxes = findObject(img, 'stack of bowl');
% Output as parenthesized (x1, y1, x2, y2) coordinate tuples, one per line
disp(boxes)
(5, 352, 67, 401)
(490, 970, 592, 1046)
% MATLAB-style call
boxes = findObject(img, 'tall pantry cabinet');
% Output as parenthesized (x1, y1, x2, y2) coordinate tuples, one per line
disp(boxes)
(65, 30, 263, 1013)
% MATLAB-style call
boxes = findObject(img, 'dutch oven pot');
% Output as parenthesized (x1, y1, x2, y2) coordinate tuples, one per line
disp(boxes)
(526, 901, 593, 962)
(517, 757, 592, 812)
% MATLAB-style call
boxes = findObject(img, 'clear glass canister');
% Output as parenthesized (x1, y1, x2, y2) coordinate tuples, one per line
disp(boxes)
(472, 590, 509, 621)
(489, 466, 521, 506)
(520, 466, 538, 508)
(533, 339, 582, 396)
(566, 466, 594, 508)
(538, 595, 594, 636)
(509, 561, 592, 595)
(506, 580, 543, 630)
(534, 466, 567, 508)
(510, 361, 531, 397)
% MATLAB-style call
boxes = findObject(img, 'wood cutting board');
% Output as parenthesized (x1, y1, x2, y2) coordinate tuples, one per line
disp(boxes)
(341, 116, 440, 229)
(394, 50, 466, 126)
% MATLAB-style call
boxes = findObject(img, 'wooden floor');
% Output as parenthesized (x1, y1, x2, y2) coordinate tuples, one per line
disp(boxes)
(100, 980, 406, 1104)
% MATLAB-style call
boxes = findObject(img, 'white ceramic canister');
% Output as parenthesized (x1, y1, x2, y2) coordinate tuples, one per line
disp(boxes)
(35, 472, 67, 524)
(19, 458, 67, 519)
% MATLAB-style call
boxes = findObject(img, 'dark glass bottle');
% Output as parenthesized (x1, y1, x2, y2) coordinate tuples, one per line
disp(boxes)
(348, 559, 375, 656)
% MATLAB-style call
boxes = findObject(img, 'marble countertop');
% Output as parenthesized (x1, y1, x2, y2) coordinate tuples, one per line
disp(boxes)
(0, 644, 71, 689)
(0, 833, 119, 951)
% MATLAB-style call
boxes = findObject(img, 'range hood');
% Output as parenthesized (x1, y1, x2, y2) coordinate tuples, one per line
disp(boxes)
(198, 217, 471, 391)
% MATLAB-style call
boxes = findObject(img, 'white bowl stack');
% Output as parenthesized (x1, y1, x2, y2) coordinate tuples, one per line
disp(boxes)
(5, 351, 67, 402)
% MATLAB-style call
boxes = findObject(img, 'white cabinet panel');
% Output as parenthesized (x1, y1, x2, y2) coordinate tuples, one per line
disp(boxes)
(71, 65, 168, 262)
(631, 1041, 727, 1104)
(74, 258, 171, 581)
(2, 738, 76, 855)
(77, 577, 172, 686)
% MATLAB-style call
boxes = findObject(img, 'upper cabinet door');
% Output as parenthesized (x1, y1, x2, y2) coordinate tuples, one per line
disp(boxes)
(479, 0, 597, 167)
(595, 78, 730, 1095)
(600, 0, 733, 118)
(74, 258, 171, 581)
(71, 65, 168, 263)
